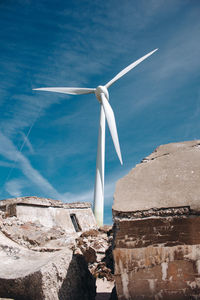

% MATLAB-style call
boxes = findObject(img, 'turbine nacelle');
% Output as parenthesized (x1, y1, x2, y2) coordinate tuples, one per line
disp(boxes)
(95, 85, 109, 102)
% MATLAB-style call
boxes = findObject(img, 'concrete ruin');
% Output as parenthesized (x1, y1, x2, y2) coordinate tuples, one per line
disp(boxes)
(0, 196, 97, 300)
(0, 196, 97, 233)
(113, 140, 200, 299)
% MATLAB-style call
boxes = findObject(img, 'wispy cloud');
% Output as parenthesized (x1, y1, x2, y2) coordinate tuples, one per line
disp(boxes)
(20, 131, 34, 154)
(0, 129, 123, 205)
(5, 178, 25, 197)
(0, 131, 64, 200)
(0, 161, 15, 168)
(112, 7, 200, 127)
(0, 0, 200, 227)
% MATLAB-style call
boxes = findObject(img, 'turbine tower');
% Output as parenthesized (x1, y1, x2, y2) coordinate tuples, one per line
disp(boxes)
(33, 48, 158, 226)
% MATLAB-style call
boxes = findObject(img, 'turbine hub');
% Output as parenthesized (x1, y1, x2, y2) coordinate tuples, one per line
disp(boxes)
(95, 85, 109, 103)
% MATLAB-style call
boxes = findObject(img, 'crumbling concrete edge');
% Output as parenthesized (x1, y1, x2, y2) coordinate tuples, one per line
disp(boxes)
(112, 206, 200, 221)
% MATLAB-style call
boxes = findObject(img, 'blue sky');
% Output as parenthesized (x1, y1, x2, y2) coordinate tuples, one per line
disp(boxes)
(0, 0, 200, 224)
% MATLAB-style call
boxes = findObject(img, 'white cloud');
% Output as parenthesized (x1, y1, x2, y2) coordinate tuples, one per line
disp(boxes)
(0, 130, 124, 205)
(5, 179, 25, 197)
(1, 0, 199, 211)
(0, 161, 14, 168)
(0, 131, 64, 200)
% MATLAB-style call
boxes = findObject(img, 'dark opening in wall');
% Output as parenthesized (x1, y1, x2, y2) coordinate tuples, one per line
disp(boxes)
(70, 214, 81, 232)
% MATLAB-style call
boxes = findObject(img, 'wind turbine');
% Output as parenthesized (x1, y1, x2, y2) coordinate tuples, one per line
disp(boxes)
(33, 48, 158, 226)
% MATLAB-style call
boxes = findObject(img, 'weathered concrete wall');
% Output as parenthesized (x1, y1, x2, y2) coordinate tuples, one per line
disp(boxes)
(0, 196, 64, 208)
(113, 213, 200, 299)
(0, 197, 97, 233)
(0, 230, 96, 300)
(16, 205, 74, 231)
(113, 140, 200, 213)
(113, 141, 200, 299)
(15, 205, 96, 233)
(68, 208, 97, 232)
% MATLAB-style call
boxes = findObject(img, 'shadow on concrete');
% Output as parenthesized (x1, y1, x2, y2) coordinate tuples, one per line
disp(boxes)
(58, 254, 96, 300)
(95, 292, 111, 300)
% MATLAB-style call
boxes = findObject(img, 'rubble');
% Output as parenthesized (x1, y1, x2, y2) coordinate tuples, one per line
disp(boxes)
(73, 226, 114, 281)
(0, 197, 97, 300)
(0, 198, 115, 300)
(0, 216, 74, 251)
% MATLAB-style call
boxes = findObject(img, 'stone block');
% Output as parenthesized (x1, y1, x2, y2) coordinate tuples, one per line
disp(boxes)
(113, 141, 200, 299)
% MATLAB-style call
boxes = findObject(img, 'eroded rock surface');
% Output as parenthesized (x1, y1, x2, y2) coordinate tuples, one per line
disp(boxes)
(0, 205, 115, 300)
(0, 215, 74, 251)
(0, 201, 96, 300)
(114, 140, 200, 213)
(113, 141, 200, 300)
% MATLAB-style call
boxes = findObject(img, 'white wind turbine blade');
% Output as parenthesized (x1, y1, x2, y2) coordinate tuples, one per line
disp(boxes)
(100, 93, 123, 165)
(33, 87, 95, 95)
(105, 48, 158, 88)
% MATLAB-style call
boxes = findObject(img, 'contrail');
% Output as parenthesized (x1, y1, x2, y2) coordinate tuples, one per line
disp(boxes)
(4, 108, 41, 186)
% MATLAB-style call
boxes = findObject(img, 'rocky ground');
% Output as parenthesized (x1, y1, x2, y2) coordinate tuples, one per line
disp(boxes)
(0, 210, 116, 300)
(74, 226, 116, 300)
(73, 226, 114, 281)
(0, 211, 75, 251)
